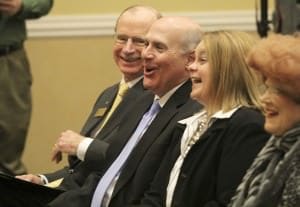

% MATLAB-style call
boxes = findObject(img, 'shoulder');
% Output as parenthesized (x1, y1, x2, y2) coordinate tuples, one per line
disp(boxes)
(102, 83, 119, 93)
(230, 107, 265, 126)
(218, 107, 268, 141)
(90, 83, 119, 105)
(95, 83, 119, 98)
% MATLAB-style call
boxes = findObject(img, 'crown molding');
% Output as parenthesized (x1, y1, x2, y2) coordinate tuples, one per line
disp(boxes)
(27, 10, 261, 38)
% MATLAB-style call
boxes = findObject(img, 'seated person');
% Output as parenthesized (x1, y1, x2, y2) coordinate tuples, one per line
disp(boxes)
(17, 5, 161, 188)
(0, 5, 161, 207)
(229, 34, 300, 207)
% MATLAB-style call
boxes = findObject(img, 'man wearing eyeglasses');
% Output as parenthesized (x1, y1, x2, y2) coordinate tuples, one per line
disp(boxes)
(4, 5, 161, 206)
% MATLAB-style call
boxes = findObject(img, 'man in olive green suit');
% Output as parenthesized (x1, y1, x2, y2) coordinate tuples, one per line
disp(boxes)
(0, 0, 53, 175)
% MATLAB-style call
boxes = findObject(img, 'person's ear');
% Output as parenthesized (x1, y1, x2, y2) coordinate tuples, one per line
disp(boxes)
(185, 51, 195, 68)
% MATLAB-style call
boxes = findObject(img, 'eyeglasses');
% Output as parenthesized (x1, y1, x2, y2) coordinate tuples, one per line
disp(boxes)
(115, 34, 146, 47)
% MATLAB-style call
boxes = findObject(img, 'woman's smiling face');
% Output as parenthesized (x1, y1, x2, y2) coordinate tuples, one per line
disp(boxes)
(186, 42, 211, 106)
(261, 79, 300, 136)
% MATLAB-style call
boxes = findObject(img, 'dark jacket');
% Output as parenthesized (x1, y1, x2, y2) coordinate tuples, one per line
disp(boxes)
(48, 80, 202, 207)
(138, 107, 270, 207)
(45, 79, 147, 189)
(0, 80, 147, 207)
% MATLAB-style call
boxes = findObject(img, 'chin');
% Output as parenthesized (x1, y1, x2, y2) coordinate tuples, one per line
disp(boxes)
(265, 124, 280, 136)
(190, 94, 197, 100)
(190, 91, 196, 98)
(190, 92, 200, 100)
(143, 81, 152, 90)
(190, 96, 201, 104)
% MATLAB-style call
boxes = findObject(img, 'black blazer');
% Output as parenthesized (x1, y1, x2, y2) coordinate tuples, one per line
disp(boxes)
(48, 80, 202, 207)
(0, 80, 147, 207)
(139, 107, 270, 207)
(44, 79, 146, 189)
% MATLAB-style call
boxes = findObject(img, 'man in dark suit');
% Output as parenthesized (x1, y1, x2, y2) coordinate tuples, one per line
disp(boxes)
(0, 5, 161, 207)
(48, 16, 203, 207)
(17, 5, 161, 187)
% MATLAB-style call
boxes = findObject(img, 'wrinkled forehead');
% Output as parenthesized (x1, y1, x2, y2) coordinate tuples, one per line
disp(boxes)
(116, 23, 149, 38)
(145, 22, 183, 47)
(116, 12, 157, 36)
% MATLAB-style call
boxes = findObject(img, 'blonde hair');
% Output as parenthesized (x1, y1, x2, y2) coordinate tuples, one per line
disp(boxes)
(248, 34, 300, 103)
(202, 30, 263, 115)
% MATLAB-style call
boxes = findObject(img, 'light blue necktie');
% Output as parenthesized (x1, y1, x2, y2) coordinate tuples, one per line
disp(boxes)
(90, 100, 161, 207)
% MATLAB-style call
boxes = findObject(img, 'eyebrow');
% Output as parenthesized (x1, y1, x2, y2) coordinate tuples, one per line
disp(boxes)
(198, 51, 207, 56)
(145, 37, 165, 45)
(116, 34, 144, 38)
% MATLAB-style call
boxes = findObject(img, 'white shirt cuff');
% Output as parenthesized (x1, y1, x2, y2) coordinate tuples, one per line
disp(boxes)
(77, 138, 93, 161)
(38, 174, 49, 185)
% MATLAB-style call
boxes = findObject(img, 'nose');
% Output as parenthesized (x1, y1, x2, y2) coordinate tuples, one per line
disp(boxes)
(123, 39, 135, 53)
(142, 45, 154, 60)
(186, 61, 197, 72)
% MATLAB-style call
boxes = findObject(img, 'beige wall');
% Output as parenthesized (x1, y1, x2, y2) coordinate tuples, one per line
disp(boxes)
(24, 37, 118, 173)
(51, 0, 262, 14)
(23, 0, 272, 173)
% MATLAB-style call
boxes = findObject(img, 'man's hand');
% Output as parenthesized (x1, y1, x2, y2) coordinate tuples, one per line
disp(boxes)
(15, 174, 44, 185)
(0, 0, 22, 16)
(51, 130, 85, 163)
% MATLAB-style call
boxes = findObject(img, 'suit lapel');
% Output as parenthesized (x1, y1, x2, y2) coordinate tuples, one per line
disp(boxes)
(112, 81, 193, 197)
(81, 85, 119, 136)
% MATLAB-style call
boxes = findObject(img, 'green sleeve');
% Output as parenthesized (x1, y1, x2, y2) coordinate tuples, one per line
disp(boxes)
(16, 0, 53, 19)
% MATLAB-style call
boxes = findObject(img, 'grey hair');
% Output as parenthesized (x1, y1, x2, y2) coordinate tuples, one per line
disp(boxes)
(180, 24, 203, 53)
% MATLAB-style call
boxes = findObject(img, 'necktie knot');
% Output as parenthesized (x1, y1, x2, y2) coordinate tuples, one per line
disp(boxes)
(148, 100, 161, 116)
(118, 83, 129, 97)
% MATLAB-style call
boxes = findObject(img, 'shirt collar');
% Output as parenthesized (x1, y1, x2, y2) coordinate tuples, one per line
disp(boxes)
(211, 106, 241, 120)
(121, 76, 143, 88)
(179, 106, 241, 125)
(154, 81, 186, 108)
(178, 110, 206, 125)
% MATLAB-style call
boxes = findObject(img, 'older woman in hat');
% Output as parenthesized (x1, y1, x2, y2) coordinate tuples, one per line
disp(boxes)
(230, 34, 300, 207)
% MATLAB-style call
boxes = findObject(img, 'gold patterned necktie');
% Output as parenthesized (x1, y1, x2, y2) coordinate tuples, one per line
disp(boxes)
(93, 82, 129, 137)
